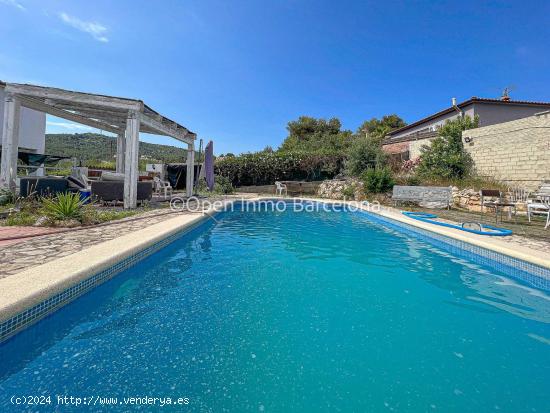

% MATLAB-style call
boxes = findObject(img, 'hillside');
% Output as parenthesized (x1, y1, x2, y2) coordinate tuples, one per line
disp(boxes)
(45, 133, 188, 163)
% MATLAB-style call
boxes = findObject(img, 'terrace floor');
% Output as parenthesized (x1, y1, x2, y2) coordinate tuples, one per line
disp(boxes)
(408, 206, 550, 251)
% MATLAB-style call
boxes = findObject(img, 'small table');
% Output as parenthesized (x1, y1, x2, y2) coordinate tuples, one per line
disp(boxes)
(484, 201, 516, 223)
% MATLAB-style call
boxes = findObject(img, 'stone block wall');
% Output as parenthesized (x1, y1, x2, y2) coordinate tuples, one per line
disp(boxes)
(462, 112, 550, 190)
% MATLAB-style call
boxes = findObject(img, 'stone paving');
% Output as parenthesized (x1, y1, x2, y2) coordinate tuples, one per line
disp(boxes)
(0, 208, 189, 278)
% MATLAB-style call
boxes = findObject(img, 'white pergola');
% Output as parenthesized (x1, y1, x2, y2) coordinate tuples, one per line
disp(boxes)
(0, 82, 197, 208)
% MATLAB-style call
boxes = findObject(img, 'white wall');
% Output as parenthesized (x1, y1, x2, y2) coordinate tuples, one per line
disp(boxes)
(390, 106, 475, 139)
(0, 88, 46, 153)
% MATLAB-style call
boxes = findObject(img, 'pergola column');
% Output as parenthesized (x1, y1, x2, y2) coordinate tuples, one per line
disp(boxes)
(123, 110, 140, 209)
(186, 142, 195, 197)
(116, 132, 125, 173)
(0, 93, 21, 192)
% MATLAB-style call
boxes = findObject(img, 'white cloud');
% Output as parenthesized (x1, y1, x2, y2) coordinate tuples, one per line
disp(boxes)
(58, 12, 109, 43)
(0, 0, 26, 11)
(47, 121, 94, 131)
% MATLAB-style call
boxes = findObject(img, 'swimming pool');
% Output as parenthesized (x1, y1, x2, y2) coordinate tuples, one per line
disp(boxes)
(1, 202, 549, 412)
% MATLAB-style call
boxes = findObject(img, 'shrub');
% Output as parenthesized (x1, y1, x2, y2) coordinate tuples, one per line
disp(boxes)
(347, 137, 387, 176)
(404, 174, 421, 186)
(362, 167, 395, 193)
(213, 175, 234, 194)
(215, 151, 345, 187)
(416, 116, 477, 180)
(41, 192, 86, 221)
(0, 188, 15, 206)
(341, 185, 356, 199)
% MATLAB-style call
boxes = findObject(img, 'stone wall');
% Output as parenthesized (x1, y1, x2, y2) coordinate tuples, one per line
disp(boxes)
(237, 181, 322, 195)
(316, 178, 364, 200)
(462, 112, 550, 190)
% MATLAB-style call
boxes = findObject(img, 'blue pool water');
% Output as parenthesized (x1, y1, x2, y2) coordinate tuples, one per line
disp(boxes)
(1, 203, 549, 412)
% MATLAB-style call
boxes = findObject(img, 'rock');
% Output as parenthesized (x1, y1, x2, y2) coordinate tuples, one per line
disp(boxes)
(33, 216, 49, 227)
(54, 219, 81, 228)
(316, 178, 364, 200)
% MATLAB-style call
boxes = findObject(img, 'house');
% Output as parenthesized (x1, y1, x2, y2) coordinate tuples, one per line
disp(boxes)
(382, 96, 550, 159)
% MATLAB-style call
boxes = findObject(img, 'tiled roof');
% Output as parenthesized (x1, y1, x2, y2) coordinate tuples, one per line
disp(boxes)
(387, 97, 550, 137)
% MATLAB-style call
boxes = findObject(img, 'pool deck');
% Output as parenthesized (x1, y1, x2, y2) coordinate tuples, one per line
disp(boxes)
(1, 194, 549, 331)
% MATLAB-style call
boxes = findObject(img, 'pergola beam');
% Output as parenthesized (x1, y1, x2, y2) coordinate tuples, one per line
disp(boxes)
(140, 113, 194, 144)
(19, 96, 122, 134)
(5, 83, 143, 111)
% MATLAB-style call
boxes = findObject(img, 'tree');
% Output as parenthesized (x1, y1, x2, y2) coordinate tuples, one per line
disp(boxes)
(279, 116, 353, 154)
(347, 136, 387, 176)
(356, 114, 406, 142)
(416, 115, 478, 180)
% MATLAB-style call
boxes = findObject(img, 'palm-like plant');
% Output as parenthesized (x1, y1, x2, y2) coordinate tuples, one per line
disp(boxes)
(41, 192, 86, 221)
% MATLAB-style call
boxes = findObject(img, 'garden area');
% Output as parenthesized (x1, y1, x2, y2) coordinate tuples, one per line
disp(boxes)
(0, 190, 142, 227)
(215, 113, 499, 200)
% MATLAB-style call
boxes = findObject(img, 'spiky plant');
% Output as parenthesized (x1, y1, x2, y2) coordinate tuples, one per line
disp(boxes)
(41, 192, 86, 221)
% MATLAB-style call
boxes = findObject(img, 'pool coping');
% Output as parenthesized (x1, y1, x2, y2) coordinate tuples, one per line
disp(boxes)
(0, 196, 548, 343)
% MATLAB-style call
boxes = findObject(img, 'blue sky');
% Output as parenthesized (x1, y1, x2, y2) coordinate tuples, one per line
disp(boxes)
(1, 0, 549, 154)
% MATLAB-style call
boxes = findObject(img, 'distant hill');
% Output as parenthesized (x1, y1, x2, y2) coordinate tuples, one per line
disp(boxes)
(45, 133, 188, 163)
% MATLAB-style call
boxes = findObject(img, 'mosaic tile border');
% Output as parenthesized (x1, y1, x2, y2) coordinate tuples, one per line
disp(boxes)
(357, 209, 550, 291)
(0, 216, 210, 344)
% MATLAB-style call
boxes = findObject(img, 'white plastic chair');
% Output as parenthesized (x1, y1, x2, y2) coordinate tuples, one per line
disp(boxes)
(153, 176, 173, 198)
(275, 181, 287, 196)
(527, 195, 550, 229)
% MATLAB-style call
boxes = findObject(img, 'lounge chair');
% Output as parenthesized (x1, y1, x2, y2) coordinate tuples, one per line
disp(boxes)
(527, 181, 550, 229)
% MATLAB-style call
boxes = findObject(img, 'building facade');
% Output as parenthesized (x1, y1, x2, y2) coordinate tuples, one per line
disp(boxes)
(382, 97, 550, 158)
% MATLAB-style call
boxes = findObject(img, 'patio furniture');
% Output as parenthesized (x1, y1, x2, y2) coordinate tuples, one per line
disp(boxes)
(19, 177, 70, 198)
(153, 176, 173, 199)
(526, 181, 550, 229)
(480, 189, 516, 223)
(91, 181, 153, 205)
(527, 196, 550, 229)
(392, 185, 452, 209)
(275, 181, 288, 196)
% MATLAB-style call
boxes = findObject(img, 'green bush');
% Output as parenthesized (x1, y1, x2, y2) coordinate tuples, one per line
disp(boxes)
(347, 136, 387, 176)
(213, 175, 234, 194)
(416, 116, 477, 180)
(0, 188, 14, 206)
(341, 185, 356, 199)
(362, 167, 395, 193)
(215, 151, 345, 187)
(41, 192, 86, 221)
